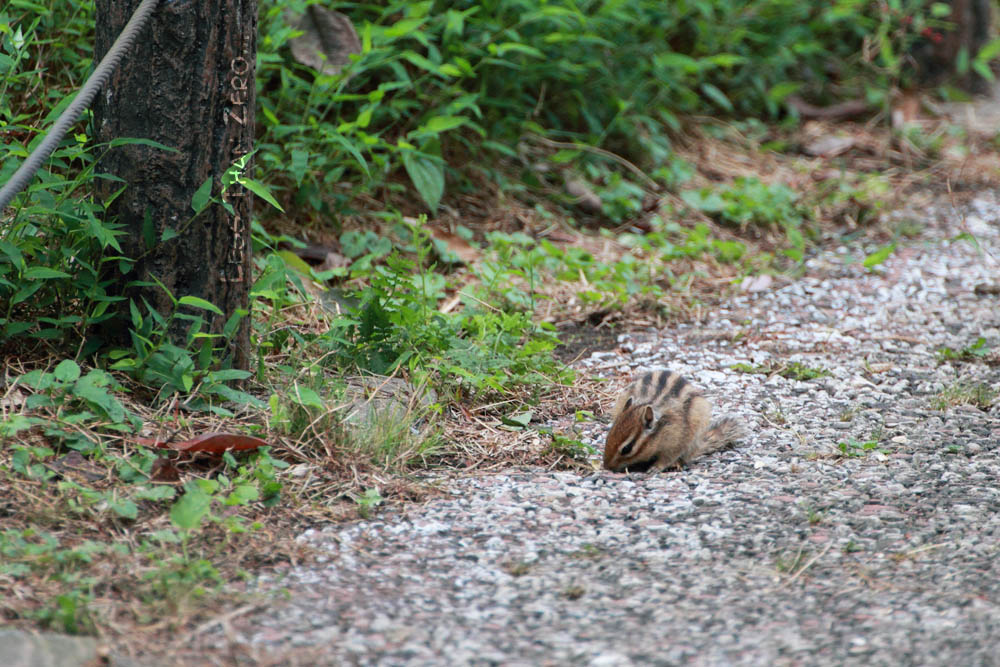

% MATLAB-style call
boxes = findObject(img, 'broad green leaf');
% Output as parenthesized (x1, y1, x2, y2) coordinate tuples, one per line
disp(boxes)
(502, 410, 533, 428)
(109, 498, 138, 519)
(207, 369, 252, 382)
(170, 486, 213, 532)
(73, 371, 126, 423)
(240, 177, 285, 212)
(191, 177, 213, 213)
(976, 37, 1000, 63)
(863, 243, 896, 269)
(23, 266, 71, 280)
(134, 486, 177, 501)
(291, 384, 325, 410)
(178, 295, 224, 316)
(420, 115, 467, 134)
(225, 484, 260, 506)
(53, 359, 81, 383)
(289, 149, 309, 185)
(401, 150, 444, 213)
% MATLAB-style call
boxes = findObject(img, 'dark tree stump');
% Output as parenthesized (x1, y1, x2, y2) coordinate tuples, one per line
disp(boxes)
(93, 0, 257, 370)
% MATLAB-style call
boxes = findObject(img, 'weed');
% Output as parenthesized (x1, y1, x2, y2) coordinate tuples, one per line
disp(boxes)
(731, 361, 831, 381)
(545, 431, 599, 463)
(862, 243, 896, 271)
(837, 405, 861, 422)
(932, 382, 998, 410)
(569, 544, 605, 560)
(763, 407, 788, 426)
(936, 337, 991, 363)
(503, 561, 532, 577)
(355, 488, 383, 519)
(681, 177, 805, 259)
(836, 438, 888, 458)
(562, 584, 586, 600)
(774, 548, 809, 574)
(801, 504, 824, 525)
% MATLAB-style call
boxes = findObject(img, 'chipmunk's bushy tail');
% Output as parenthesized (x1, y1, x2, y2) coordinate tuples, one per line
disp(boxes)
(693, 414, 745, 458)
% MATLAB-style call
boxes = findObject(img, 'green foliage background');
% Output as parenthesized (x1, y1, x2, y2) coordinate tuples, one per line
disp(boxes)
(0, 0, 981, 370)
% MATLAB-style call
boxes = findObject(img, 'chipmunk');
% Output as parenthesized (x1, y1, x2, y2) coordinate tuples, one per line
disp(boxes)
(604, 369, 744, 472)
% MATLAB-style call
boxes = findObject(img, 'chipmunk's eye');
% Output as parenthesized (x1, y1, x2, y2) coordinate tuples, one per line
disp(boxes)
(619, 438, 635, 457)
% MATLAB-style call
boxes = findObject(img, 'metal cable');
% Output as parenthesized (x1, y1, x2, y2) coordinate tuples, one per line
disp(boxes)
(0, 0, 161, 212)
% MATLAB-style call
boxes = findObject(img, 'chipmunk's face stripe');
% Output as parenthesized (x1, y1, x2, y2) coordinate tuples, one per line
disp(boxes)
(619, 435, 638, 457)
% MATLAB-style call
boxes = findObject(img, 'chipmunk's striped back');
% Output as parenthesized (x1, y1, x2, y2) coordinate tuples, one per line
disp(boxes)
(604, 370, 743, 472)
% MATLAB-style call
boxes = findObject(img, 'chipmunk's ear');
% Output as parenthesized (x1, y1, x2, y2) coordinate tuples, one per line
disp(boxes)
(641, 405, 655, 428)
(623, 397, 633, 409)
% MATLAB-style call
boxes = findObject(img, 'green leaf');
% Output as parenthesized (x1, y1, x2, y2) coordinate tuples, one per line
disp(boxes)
(384, 18, 425, 38)
(53, 359, 81, 383)
(240, 177, 285, 212)
(501, 410, 533, 428)
(975, 37, 1000, 63)
(291, 384, 325, 410)
(73, 371, 126, 423)
(705, 53, 747, 68)
(289, 149, 309, 185)
(23, 267, 71, 280)
(224, 484, 260, 506)
(109, 498, 138, 519)
(170, 486, 213, 532)
(399, 50, 440, 73)
(401, 150, 444, 213)
(700, 83, 733, 111)
(134, 486, 177, 501)
(191, 178, 213, 213)
(494, 42, 544, 58)
(863, 243, 896, 269)
(207, 369, 252, 382)
(768, 81, 802, 103)
(929, 2, 951, 17)
(108, 137, 179, 152)
(178, 295, 224, 316)
(142, 208, 155, 250)
(420, 115, 467, 134)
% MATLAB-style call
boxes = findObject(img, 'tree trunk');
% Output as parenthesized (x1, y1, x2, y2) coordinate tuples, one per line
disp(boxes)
(93, 0, 256, 371)
(912, 0, 993, 92)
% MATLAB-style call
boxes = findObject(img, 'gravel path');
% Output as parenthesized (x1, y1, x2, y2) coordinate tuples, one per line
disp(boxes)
(217, 193, 1000, 666)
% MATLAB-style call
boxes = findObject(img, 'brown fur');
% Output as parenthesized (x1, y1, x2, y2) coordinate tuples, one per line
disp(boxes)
(604, 370, 744, 472)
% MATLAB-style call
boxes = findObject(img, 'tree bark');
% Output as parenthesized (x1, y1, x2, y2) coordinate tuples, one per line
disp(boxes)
(93, 0, 256, 370)
(911, 0, 993, 92)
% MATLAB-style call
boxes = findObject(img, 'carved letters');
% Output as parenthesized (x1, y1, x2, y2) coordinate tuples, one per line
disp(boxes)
(222, 56, 250, 283)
